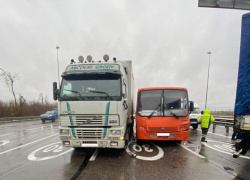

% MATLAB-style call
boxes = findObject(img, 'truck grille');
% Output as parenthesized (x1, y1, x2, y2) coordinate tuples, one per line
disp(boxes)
(75, 129, 103, 139)
(148, 127, 178, 132)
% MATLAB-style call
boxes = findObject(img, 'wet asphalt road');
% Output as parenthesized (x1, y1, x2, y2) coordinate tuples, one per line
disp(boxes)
(0, 120, 249, 180)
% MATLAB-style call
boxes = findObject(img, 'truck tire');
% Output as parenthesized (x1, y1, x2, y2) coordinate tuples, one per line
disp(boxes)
(42, 120, 45, 123)
(192, 124, 198, 130)
(52, 117, 55, 122)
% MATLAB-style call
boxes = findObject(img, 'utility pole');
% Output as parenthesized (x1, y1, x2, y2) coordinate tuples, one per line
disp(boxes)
(205, 51, 211, 110)
(56, 46, 60, 87)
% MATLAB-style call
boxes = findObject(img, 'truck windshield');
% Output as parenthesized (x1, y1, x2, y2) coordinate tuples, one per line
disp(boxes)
(60, 73, 121, 101)
(138, 89, 188, 117)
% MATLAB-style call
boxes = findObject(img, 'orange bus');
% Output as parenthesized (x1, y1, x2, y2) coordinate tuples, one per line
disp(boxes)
(136, 87, 193, 141)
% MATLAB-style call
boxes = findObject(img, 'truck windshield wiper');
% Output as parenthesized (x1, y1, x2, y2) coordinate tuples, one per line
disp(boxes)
(88, 90, 113, 100)
(62, 89, 84, 100)
(170, 111, 179, 119)
(148, 104, 161, 119)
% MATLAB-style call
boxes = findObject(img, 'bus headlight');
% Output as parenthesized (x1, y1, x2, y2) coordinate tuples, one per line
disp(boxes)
(60, 129, 70, 135)
(111, 130, 121, 135)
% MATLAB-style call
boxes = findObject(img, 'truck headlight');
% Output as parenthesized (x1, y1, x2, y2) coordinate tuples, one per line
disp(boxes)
(111, 130, 121, 135)
(60, 129, 69, 135)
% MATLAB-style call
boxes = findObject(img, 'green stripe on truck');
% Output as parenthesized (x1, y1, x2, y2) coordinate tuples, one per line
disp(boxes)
(103, 102, 110, 138)
(66, 102, 76, 138)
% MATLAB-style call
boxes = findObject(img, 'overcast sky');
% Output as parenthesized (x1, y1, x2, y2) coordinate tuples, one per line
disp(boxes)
(0, 0, 248, 111)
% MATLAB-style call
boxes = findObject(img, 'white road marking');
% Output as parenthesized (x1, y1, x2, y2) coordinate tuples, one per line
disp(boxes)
(0, 140, 10, 146)
(126, 142, 164, 161)
(28, 142, 73, 161)
(0, 134, 58, 155)
(0, 134, 9, 137)
(176, 143, 206, 159)
(22, 125, 58, 131)
(89, 149, 99, 161)
(201, 140, 250, 160)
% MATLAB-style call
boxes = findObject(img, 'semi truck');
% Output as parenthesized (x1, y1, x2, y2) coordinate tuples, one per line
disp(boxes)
(136, 87, 194, 142)
(53, 55, 134, 149)
(233, 12, 250, 157)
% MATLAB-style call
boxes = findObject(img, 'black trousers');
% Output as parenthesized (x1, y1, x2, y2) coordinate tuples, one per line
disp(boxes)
(201, 128, 209, 141)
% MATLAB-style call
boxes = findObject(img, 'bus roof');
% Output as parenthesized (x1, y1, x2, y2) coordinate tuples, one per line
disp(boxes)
(137, 87, 187, 92)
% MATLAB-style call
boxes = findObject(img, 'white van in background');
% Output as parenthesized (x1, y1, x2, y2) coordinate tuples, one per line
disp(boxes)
(189, 103, 201, 130)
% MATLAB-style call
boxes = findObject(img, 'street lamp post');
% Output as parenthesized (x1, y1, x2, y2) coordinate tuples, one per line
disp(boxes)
(205, 51, 211, 110)
(56, 46, 60, 87)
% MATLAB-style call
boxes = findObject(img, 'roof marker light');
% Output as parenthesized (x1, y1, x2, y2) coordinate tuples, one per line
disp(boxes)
(103, 54, 109, 62)
(113, 57, 116, 62)
(87, 55, 92, 62)
(78, 56, 84, 63)
(70, 59, 75, 64)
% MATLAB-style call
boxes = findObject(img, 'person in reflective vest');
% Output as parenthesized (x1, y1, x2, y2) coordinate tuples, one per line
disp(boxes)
(199, 109, 215, 142)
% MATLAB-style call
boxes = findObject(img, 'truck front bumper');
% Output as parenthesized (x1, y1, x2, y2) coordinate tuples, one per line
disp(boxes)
(59, 136, 125, 149)
(137, 129, 190, 141)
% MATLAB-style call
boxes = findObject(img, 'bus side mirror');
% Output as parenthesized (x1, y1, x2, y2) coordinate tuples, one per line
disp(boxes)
(53, 82, 58, 100)
(190, 102, 194, 112)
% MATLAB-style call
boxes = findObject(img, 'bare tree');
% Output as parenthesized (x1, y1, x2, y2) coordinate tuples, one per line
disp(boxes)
(39, 93, 44, 105)
(0, 68, 19, 107)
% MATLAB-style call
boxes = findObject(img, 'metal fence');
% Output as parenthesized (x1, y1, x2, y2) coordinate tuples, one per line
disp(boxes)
(0, 116, 40, 123)
(212, 117, 234, 133)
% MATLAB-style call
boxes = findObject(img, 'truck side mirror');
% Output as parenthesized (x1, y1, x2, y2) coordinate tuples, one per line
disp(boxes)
(190, 102, 194, 112)
(53, 82, 58, 100)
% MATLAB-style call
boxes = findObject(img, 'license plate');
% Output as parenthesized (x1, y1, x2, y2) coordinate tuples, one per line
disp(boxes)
(157, 133, 170, 136)
(81, 144, 98, 147)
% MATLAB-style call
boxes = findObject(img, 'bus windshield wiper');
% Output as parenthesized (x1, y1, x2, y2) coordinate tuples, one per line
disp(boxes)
(170, 111, 179, 119)
(88, 90, 113, 100)
(148, 104, 161, 119)
(62, 89, 84, 100)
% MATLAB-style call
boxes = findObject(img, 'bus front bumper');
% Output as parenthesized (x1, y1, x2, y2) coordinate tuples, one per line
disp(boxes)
(137, 129, 190, 141)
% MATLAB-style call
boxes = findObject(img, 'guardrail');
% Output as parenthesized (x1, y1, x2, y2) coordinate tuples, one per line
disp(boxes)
(0, 116, 40, 123)
(212, 117, 234, 133)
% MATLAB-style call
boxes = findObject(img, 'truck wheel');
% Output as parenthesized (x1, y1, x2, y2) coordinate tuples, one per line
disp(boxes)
(52, 117, 55, 122)
(42, 120, 45, 123)
(192, 124, 198, 130)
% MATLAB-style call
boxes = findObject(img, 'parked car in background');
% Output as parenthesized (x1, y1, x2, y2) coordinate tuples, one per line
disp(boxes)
(189, 103, 201, 130)
(40, 111, 58, 123)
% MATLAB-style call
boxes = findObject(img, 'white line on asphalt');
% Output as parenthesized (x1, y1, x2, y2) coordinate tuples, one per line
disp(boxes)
(176, 143, 206, 159)
(89, 149, 99, 161)
(197, 129, 231, 139)
(201, 140, 250, 160)
(0, 134, 9, 137)
(0, 133, 58, 155)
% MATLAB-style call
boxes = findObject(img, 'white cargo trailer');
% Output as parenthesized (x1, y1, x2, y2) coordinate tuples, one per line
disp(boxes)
(53, 55, 134, 149)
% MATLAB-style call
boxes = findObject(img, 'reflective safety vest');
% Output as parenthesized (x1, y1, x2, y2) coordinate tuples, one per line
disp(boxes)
(199, 114, 215, 128)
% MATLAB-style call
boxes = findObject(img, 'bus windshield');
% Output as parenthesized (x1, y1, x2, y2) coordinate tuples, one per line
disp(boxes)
(60, 73, 121, 101)
(137, 89, 188, 117)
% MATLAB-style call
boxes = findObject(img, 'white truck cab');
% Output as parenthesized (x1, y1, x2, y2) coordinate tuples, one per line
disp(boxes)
(53, 55, 134, 149)
(189, 103, 201, 129)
